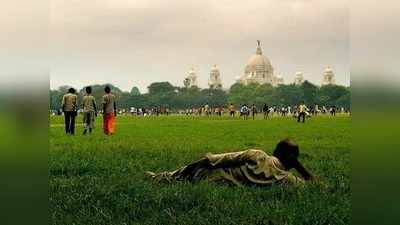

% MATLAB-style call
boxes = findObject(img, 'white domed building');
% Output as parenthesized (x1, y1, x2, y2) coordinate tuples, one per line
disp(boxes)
(238, 40, 275, 85)
(321, 67, 336, 86)
(208, 65, 222, 89)
(183, 67, 198, 87)
(294, 72, 304, 86)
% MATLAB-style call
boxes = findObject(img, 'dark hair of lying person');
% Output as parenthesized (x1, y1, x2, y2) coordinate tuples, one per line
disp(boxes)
(273, 138, 313, 181)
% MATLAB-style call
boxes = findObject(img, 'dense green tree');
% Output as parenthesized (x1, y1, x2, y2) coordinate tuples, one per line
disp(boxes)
(130, 87, 141, 96)
(200, 88, 227, 107)
(254, 83, 274, 106)
(335, 91, 351, 109)
(174, 86, 203, 108)
(318, 85, 349, 107)
(49, 81, 350, 110)
(272, 84, 303, 106)
(148, 82, 175, 95)
(49, 90, 64, 110)
(228, 83, 259, 105)
(300, 80, 318, 105)
(146, 82, 177, 107)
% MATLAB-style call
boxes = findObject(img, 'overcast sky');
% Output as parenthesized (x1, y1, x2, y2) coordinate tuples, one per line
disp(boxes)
(49, 0, 349, 93)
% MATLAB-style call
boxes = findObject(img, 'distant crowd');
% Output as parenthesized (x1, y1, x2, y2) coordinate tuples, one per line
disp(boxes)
(54, 85, 349, 135)
(178, 103, 348, 120)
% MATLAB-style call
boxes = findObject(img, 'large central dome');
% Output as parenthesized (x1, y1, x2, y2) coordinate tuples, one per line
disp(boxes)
(239, 40, 274, 85)
(245, 55, 273, 74)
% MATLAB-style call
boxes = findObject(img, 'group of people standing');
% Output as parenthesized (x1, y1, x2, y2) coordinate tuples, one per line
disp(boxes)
(237, 103, 270, 120)
(182, 103, 268, 119)
(61, 86, 117, 135)
(180, 102, 340, 124)
(239, 102, 311, 123)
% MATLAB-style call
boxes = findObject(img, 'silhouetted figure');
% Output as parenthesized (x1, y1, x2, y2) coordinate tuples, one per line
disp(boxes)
(330, 106, 336, 116)
(61, 88, 77, 135)
(229, 103, 235, 117)
(263, 104, 269, 119)
(240, 104, 249, 120)
(82, 86, 97, 135)
(251, 104, 257, 120)
(297, 101, 308, 123)
(102, 86, 117, 135)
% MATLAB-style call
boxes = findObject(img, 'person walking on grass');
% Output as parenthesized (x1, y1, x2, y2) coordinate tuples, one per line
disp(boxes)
(262, 104, 269, 119)
(218, 105, 224, 116)
(229, 103, 236, 118)
(330, 106, 336, 116)
(281, 106, 287, 117)
(297, 101, 308, 123)
(314, 104, 319, 116)
(102, 86, 117, 135)
(251, 104, 257, 120)
(61, 88, 77, 135)
(240, 104, 249, 120)
(81, 86, 97, 135)
(204, 103, 210, 116)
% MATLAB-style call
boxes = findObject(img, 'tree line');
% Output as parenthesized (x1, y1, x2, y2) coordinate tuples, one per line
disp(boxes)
(49, 81, 350, 110)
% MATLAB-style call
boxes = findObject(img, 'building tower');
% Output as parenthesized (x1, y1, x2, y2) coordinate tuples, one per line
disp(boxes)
(208, 65, 222, 89)
(183, 67, 198, 88)
(238, 40, 274, 85)
(294, 72, 304, 86)
(321, 66, 336, 86)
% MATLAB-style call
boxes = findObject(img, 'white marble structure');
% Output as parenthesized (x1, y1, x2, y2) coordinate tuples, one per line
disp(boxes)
(238, 40, 275, 85)
(321, 67, 336, 86)
(208, 65, 222, 89)
(183, 67, 198, 87)
(294, 72, 304, 86)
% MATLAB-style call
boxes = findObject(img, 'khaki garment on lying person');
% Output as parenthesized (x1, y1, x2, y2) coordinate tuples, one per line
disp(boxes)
(147, 149, 304, 186)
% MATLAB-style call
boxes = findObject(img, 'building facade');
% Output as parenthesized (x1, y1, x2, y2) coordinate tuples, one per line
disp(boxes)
(294, 72, 304, 86)
(183, 67, 198, 87)
(208, 65, 222, 89)
(321, 67, 336, 86)
(237, 40, 275, 85)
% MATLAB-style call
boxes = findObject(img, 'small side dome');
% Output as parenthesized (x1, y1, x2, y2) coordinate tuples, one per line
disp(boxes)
(211, 64, 219, 72)
(325, 66, 333, 73)
(295, 71, 303, 77)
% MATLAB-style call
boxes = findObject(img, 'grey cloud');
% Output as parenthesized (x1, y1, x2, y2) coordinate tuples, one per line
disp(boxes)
(49, 0, 349, 92)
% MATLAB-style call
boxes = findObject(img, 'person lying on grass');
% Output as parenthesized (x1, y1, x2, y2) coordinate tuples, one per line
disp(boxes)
(146, 138, 319, 186)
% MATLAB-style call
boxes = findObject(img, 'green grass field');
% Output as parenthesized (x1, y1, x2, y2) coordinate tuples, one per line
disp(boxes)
(50, 115, 350, 225)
